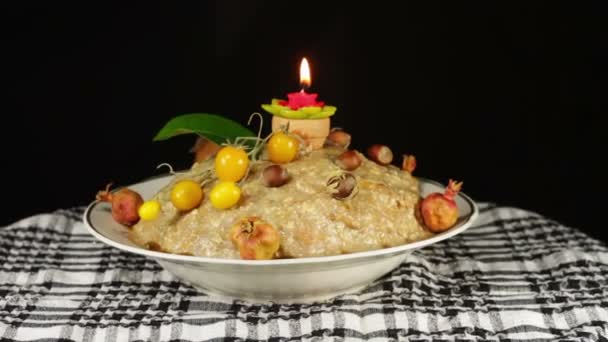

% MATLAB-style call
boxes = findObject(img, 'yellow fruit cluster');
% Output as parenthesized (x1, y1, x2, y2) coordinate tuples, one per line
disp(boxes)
(143, 131, 300, 220)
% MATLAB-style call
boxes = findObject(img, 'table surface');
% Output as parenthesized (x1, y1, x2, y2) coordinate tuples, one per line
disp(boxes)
(1, 203, 607, 341)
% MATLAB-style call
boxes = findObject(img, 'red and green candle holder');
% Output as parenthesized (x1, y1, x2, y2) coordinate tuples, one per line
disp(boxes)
(262, 91, 337, 149)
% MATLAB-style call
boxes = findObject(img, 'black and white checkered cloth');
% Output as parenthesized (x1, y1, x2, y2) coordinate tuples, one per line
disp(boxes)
(1, 203, 607, 341)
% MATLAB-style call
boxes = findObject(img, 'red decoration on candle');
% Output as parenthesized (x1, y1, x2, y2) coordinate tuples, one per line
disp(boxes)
(278, 91, 325, 110)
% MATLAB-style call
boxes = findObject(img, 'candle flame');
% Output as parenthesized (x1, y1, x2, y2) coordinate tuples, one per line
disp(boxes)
(300, 57, 311, 89)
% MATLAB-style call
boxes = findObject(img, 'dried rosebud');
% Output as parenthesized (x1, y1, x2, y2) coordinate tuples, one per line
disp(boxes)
(367, 144, 393, 165)
(325, 129, 352, 148)
(327, 173, 358, 200)
(402, 154, 416, 174)
(96, 183, 143, 226)
(335, 150, 363, 171)
(261, 164, 290, 187)
(230, 217, 280, 260)
(420, 180, 462, 232)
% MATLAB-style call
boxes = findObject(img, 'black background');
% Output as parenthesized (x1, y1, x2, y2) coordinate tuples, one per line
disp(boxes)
(3, 3, 606, 241)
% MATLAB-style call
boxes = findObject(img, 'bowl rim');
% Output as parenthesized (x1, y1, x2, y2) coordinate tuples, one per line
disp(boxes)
(83, 177, 478, 266)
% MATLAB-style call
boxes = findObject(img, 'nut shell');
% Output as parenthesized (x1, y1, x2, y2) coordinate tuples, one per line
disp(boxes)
(325, 129, 352, 148)
(335, 150, 363, 171)
(327, 173, 358, 200)
(261, 165, 290, 187)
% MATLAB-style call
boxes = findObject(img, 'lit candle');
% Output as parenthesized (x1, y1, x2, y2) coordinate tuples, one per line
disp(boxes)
(280, 58, 325, 110)
(300, 57, 311, 90)
(261, 57, 338, 149)
(262, 58, 336, 119)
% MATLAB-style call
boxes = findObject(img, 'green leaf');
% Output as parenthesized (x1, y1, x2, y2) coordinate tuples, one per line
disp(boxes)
(153, 113, 256, 145)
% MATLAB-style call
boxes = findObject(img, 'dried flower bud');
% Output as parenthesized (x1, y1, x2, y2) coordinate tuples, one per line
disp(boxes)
(96, 184, 143, 226)
(230, 217, 280, 260)
(420, 180, 462, 232)
(402, 154, 417, 173)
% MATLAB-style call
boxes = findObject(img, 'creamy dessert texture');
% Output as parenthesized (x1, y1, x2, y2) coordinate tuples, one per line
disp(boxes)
(129, 147, 432, 259)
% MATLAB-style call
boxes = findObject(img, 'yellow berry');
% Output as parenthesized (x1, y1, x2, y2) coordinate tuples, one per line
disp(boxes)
(138, 200, 161, 221)
(170, 180, 203, 211)
(210, 181, 241, 209)
(267, 132, 299, 164)
(215, 146, 250, 182)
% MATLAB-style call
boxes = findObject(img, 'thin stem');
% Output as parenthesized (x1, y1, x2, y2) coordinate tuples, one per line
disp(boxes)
(248, 112, 264, 142)
(244, 112, 271, 162)
(248, 133, 274, 161)
(157, 163, 186, 175)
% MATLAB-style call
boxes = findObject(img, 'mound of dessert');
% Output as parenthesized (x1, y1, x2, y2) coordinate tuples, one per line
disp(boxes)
(96, 114, 462, 260)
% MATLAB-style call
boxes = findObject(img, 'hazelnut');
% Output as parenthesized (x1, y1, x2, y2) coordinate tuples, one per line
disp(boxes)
(190, 137, 221, 163)
(367, 144, 393, 165)
(335, 150, 363, 171)
(261, 165, 290, 187)
(327, 173, 358, 200)
(325, 129, 352, 148)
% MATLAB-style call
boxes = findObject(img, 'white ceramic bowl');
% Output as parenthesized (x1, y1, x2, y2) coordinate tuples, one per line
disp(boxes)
(84, 175, 478, 303)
